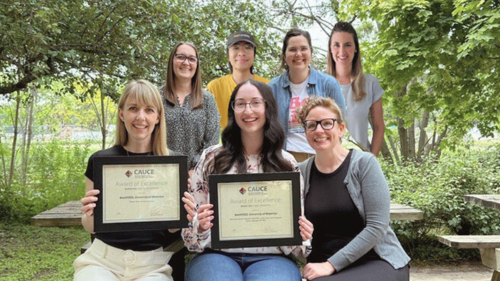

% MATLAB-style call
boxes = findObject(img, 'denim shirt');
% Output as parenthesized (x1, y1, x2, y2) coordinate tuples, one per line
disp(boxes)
(268, 67, 346, 149)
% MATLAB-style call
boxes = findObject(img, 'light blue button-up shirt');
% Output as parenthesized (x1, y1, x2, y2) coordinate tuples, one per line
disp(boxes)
(268, 67, 346, 150)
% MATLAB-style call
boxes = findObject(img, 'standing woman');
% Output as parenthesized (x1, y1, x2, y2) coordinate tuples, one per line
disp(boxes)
(327, 21, 385, 156)
(296, 96, 409, 281)
(160, 42, 220, 172)
(75, 80, 178, 281)
(182, 80, 313, 281)
(269, 28, 346, 162)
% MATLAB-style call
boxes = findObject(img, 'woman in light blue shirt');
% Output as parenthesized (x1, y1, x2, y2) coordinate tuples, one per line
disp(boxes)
(268, 28, 346, 162)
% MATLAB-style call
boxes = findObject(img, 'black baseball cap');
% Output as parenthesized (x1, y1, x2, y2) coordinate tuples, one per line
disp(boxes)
(226, 31, 256, 48)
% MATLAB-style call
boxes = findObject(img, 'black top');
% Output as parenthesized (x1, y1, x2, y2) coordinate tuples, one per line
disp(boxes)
(85, 145, 179, 251)
(305, 150, 378, 263)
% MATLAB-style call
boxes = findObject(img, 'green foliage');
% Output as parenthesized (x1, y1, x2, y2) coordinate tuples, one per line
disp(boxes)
(0, 140, 91, 222)
(0, 222, 88, 281)
(0, 0, 283, 97)
(384, 143, 500, 261)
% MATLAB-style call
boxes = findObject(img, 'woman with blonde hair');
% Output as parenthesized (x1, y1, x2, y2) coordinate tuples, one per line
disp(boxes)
(75, 79, 178, 281)
(327, 21, 385, 156)
(296, 96, 409, 280)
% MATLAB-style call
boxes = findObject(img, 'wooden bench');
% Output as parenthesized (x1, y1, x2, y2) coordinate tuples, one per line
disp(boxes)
(33, 200, 424, 227)
(439, 235, 500, 280)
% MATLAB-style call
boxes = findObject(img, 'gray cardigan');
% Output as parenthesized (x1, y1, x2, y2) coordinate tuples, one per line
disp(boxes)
(298, 150, 410, 271)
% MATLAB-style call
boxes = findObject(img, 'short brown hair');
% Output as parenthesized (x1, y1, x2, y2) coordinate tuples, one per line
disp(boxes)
(295, 96, 345, 128)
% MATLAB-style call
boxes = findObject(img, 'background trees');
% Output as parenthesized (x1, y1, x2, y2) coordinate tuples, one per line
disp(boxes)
(1, 0, 499, 176)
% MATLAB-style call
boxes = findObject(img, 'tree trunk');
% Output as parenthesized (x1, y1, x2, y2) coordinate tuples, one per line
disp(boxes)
(8, 92, 21, 188)
(408, 120, 415, 159)
(0, 136, 8, 186)
(435, 125, 448, 158)
(23, 87, 36, 185)
(100, 90, 107, 149)
(380, 138, 393, 164)
(395, 84, 409, 160)
(417, 110, 430, 161)
(387, 135, 400, 164)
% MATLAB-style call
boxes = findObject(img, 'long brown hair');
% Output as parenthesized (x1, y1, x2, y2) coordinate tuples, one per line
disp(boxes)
(211, 80, 293, 174)
(116, 79, 169, 156)
(327, 21, 366, 101)
(164, 42, 203, 109)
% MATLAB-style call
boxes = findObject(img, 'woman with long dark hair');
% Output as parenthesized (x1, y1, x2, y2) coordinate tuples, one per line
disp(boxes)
(182, 80, 313, 281)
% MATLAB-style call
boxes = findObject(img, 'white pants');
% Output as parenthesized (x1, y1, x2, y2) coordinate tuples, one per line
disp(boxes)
(73, 239, 174, 281)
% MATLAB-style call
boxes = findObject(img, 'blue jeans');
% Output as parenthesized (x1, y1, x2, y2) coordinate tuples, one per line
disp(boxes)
(185, 250, 301, 281)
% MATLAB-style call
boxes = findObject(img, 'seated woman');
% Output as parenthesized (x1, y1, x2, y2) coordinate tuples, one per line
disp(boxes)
(75, 79, 179, 281)
(296, 96, 409, 281)
(181, 79, 313, 281)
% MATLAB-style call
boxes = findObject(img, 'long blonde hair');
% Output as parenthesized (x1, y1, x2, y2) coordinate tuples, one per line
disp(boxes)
(115, 79, 169, 156)
(326, 21, 366, 102)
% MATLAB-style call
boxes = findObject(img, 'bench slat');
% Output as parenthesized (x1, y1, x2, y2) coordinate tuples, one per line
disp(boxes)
(439, 235, 500, 249)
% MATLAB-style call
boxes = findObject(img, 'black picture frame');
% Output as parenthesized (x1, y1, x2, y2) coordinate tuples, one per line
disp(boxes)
(209, 172, 301, 249)
(93, 155, 188, 233)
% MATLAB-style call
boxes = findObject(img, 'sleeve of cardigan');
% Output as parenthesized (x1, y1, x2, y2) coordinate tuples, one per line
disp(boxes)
(327, 154, 391, 271)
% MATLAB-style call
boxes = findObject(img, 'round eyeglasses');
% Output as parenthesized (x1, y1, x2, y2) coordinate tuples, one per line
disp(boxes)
(303, 118, 338, 131)
(174, 54, 198, 64)
(231, 99, 266, 112)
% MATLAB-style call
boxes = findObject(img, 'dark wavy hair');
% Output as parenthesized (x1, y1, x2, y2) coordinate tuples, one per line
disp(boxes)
(211, 79, 293, 174)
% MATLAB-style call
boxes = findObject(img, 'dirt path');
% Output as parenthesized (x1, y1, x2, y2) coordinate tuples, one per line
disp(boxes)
(410, 261, 492, 281)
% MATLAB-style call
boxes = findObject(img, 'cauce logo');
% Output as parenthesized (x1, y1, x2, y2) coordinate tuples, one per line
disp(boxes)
(239, 187, 246, 195)
(125, 170, 133, 177)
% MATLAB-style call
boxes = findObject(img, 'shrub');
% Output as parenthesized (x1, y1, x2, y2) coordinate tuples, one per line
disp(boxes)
(383, 143, 500, 262)
(0, 140, 93, 222)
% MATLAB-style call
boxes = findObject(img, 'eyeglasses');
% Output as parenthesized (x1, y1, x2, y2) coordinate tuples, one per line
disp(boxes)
(229, 44, 254, 54)
(287, 46, 311, 54)
(231, 99, 266, 112)
(174, 54, 198, 64)
(303, 118, 338, 131)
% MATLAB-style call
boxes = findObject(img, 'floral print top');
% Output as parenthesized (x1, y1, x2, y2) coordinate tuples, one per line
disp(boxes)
(182, 144, 310, 259)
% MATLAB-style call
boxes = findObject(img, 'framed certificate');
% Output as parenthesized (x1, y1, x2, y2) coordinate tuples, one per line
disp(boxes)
(93, 155, 188, 232)
(209, 172, 301, 248)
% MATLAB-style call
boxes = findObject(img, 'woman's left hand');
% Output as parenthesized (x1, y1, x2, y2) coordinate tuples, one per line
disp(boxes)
(299, 216, 314, 241)
(303, 261, 335, 280)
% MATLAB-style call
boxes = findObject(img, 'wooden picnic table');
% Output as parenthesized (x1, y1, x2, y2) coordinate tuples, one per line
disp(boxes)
(439, 194, 500, 281)
(31, 200, 424, 227)
(465, 194, 500, 211)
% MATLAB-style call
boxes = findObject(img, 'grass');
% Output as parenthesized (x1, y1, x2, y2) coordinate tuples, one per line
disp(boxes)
(0, 222, 88, 281)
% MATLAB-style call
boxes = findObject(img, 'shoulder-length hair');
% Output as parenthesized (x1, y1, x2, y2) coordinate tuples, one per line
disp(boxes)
(281, 28, 313, 71)
(163, 42, 203, 109)
(211, 79, 293, 174)
(115, 79, 169, 156)
(326, 21, 366, 101)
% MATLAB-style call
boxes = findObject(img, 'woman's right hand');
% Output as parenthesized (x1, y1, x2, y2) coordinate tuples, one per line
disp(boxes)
(81, 189, 99, 216)
(182, 192, 214, 232)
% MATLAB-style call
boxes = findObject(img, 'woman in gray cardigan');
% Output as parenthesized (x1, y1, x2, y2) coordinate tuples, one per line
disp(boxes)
(296, 96, 409, 281)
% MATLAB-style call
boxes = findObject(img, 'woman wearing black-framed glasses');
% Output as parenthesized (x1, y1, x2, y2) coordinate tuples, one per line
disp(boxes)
(160, 42, 220, 173)
(296, 96, 409, 281)
(160, 42, 220, 280)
